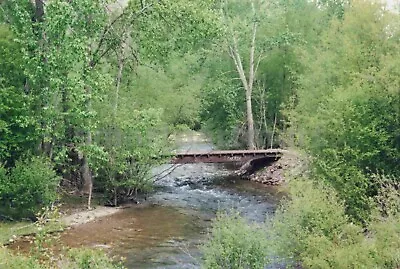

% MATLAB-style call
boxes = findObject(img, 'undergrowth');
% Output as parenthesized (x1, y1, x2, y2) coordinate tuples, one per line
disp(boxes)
(202, 177, 400, 268)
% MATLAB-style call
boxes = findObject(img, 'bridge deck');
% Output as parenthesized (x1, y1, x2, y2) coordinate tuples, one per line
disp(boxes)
(171, 149, 284, 163)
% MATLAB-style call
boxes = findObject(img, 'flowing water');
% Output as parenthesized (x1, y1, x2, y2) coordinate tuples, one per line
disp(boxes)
(59, 136, 284, 268)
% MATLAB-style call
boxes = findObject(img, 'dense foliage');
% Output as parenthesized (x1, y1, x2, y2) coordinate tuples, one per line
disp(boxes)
(0, 157, 59, 219)
(0, 0, 399, 267)
(288, 0, 400, 222)
(202, 212, 268, 269)
(203, 179, 400, 268)
(0, 0, 220, 212)
(269, 179, 400, 268)
(0, 24, 37, 165)
(202, 0, 399, 268)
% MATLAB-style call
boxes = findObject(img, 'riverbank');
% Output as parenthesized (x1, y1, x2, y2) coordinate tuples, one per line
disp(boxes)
(0, 194, 128, 246)
(246, 149, 309, 185)
(2, 132, 289, 268)
(1, 154, 289, 248)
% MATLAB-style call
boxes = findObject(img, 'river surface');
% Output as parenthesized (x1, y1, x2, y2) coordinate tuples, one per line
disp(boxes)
(61, 135, 284, 268)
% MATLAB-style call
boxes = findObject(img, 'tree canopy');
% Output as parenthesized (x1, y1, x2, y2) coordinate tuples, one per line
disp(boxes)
(0, 2, 399, 267)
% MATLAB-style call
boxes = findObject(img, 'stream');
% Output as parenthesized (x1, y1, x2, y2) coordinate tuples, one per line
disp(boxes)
(60, 135, 284, 268)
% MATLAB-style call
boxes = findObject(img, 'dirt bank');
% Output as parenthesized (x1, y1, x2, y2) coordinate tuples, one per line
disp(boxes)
(246, 149, 309, 185)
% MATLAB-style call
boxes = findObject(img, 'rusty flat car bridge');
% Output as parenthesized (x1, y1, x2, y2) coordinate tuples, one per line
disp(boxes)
(170, 149, 284, 164)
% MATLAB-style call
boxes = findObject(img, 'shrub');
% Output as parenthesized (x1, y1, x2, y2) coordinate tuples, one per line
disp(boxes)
(267, 179, 400, 268)
(202, 212, 268, 269)
(94, 108, 170, 205)
(60, 248, 125, 269)
(267, 180, 348, 265)
(0, 165, 8, 209)
(0, 156, 60, 219)
(202, 179, 400, 268)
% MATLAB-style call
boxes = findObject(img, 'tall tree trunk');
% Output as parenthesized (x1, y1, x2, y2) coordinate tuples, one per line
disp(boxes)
(82, 130, 92, 209)
(246, 2, 257, 149)
(35, 0, 45, 22)
(114, 53, 124, 116)
(246, 91, 255, 149)
(34, 0, 53, 156)
(82, 83, 93, 209)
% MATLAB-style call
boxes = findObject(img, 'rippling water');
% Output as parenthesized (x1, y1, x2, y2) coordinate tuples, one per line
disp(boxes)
(61, 135, 284, 268)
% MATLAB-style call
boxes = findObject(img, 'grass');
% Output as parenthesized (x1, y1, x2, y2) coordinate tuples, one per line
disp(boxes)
(0, 219, 65, 245)
(0, 221, 37, 245)
(0, 192, 108, 246)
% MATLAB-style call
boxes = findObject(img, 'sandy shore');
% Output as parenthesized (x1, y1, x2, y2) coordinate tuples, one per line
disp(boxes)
(62, 206, 123, 226)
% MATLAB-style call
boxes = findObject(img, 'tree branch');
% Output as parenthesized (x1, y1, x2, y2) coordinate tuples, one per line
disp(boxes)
(91, 0, 160, 66)
(231, 34, 249, 93)
(248, 1, 257, 94)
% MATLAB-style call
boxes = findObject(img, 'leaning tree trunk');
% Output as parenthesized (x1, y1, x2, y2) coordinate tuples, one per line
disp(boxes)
(229, 39, 256, 149)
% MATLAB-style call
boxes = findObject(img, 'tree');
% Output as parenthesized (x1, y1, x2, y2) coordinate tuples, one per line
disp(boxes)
(0, 24, 38, 165)
(289, 0, 400, 221)
(201, 0, 326, 149)
(90, 0, 221, 205)
(4, 0, 116, 208)
(3, 0, 220, 207)
(221, 0, 265, 149)
(1, 0, 221, 211)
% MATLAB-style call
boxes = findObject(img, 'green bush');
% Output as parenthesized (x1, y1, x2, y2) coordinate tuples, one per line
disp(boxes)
(202, 179, 400, 268)
(60, 248, 125, 269)
(202, 212, 268, 269)
(309, 90, 400, 222)
(267, 179, 400, 268)
(0, 156, 59, 219)
(267, 180, 348, 264)
(94, 108, 170, 205)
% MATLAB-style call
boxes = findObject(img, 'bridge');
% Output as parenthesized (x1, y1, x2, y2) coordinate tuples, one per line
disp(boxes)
(170, 149, 284, 164)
